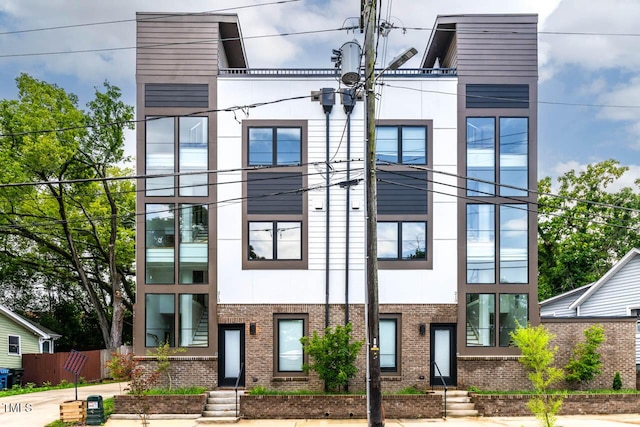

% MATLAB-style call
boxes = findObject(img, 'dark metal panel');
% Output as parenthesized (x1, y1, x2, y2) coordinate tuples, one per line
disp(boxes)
(145, 83, 209, 107)
(377, 171, 428, 215)
(247, 172, 303, 214)
(466, 84, 529, 108)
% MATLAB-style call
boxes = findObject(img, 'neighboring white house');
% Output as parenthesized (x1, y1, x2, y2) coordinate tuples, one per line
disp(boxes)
(540, 248, 640, 365)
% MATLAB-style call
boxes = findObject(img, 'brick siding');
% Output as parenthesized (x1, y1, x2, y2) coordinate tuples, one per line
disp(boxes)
(240, 393, 442, 419)
(473, 393, 640, 416)
(113, 394, 206, 414)
(135, 357, 217, 390)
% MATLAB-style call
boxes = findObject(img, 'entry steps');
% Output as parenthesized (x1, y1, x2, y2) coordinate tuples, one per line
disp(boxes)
(197, 389, 243, 424)
(432, 389, 479, 417)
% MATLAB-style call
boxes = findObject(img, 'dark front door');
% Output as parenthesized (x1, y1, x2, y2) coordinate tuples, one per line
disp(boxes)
(218, 324, 245, 387)
(430, 324, 456, 386)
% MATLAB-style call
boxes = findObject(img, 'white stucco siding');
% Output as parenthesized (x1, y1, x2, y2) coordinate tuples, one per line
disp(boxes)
(579, 256, 640, 316)
(217, 76, 458, 305)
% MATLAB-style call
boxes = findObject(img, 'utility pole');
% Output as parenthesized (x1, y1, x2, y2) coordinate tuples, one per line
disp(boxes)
(363, 0, 383, 425)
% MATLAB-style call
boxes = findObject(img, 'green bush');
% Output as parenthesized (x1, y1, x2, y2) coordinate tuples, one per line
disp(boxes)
(565, 325, 605, 388)
(613, 372, 622, 390)
(300, 322, 363, 392)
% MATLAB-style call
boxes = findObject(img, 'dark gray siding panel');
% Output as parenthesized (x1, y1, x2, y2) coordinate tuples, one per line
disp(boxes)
(377, 171, 427, 215)
(466, 84, 528, 108)
(145, 83, 209, 107)
(247, 172, 302, 214)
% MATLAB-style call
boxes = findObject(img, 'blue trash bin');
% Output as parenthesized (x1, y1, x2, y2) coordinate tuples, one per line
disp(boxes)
(0, 369, 9, 390)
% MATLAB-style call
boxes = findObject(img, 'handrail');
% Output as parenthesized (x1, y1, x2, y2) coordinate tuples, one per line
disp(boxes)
(433, 361, 448, 418)
(234, 362, 245, 418)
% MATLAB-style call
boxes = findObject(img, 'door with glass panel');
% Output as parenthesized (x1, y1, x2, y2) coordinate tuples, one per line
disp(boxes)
(430, 324, 456, 386)
(218, 324, 245, 387)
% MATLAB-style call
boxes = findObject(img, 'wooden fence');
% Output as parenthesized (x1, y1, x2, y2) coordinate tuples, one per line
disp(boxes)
(21, 346, 132, 386)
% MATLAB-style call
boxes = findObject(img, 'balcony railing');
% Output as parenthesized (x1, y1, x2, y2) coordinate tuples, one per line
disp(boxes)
(219, 68, 456, 77)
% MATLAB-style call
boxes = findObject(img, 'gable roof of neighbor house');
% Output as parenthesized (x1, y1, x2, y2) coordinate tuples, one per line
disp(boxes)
(568, 248, 640, 310)
(539, 281, 594, 308)
(0, 304, 61, 340)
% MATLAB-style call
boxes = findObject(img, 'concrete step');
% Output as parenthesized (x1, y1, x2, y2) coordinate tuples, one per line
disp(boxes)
(206, 403, 235, 411)
(447, 396, 472, 403)
(209, 397, 236, 404)
(196, 417, 240, 424)
(202, 410, 238, 418)
(447, 409, 479, 417)
(448, 402, 476, 410)
(209, 391, 238, 398)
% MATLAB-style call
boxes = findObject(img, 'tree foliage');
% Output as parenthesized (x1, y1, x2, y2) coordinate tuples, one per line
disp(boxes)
(538, 160, 640, 300)
(0, 73, 135, 349)
(511, 324, 564, 427)
(565, 324, 605, 388)
(300, 322, 363, 392)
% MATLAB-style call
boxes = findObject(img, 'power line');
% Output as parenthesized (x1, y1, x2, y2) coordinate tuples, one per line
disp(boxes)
(0, 0, 302, 36)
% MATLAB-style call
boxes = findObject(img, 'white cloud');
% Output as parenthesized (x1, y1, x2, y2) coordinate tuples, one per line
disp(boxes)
(547, 161, 640, 192)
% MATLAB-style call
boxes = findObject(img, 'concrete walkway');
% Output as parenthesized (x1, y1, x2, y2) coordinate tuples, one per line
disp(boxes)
(0, 381, 126, 427)
(105, 414, 640, 427)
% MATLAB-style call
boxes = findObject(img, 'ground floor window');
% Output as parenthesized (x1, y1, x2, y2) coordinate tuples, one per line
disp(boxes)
(380, 315, 401, 373)
(145, 294, 175, 347)
(274, 314, 307, 375)
(8, 335, 20, 355)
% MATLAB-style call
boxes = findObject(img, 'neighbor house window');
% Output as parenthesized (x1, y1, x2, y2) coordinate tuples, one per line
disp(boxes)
(380, 315, 401, 373)
(377, 222, 426, 260)
(8, 335, 20, 355)
(375, 126, 427, 164)
(249, 221, 301, 260)
(274, 315, 307, 375)
(466, 294, 495, 347)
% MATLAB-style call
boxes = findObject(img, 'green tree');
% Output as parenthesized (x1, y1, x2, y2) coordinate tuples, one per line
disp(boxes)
(538, 160, 640, 300)
(565, 324, 605, 388)
(0, 74, 135, 349)
(300, 322, 363, 392)
(511, 324, 564, 427)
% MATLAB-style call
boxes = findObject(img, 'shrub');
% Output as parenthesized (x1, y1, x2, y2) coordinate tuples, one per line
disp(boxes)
(300, 322, 363, 392)
(565, 325, 605, 388)
(511, 324, 564, 427)
(148, 342, 185, 392)
(613, 372, 622, 390)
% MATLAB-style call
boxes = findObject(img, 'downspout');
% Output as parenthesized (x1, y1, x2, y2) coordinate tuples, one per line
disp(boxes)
(342, 89, 357, 325)
(321, 88, 335, 329)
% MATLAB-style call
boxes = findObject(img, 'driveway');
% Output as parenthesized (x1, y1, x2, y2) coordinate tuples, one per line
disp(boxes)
(0, 382, 126, 427)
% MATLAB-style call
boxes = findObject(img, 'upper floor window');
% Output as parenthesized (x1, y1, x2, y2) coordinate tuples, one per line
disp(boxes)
(377, 222, 426, 260)
(248, 127, 301, 166)
(249, 221, 302, 260)
(466, 117, 528, 196)
(375, 126, 427, 164)
(8, 335, 20, 355)
(146, 204, 175, 284)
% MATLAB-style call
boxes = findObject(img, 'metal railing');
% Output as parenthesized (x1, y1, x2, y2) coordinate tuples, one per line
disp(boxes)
(433, 361, 448, 418)
(219, 68, 456, 77)
(234, 362, 245, 418)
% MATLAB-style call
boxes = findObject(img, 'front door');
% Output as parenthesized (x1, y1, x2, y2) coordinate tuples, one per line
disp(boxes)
(430, 324, 456, 386)
(218, 324, 245, 387)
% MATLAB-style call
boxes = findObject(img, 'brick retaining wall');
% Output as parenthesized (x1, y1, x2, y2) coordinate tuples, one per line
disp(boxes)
(114, 394, 206, 414)
(240, 394, 442, 419)
(472, 393, 640, 417)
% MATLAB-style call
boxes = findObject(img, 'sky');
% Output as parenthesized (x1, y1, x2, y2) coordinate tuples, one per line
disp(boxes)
(1, 0, 640, 187)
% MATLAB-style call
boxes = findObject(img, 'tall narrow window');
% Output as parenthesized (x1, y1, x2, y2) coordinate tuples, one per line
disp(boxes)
(179, 204, 208, 284)
(146, 117, 174, 196)
(179, 117, 208, 196)
(500, 205, 528, 283)
(145, 294, 175, 347)
(499, 294, 528, 346)
(500, 118, 528, 196)
(146, 204, 175, 284)
(466, 204, 495, 283)
(275, 317, 306, 373)
(179, 294, 208, 347)
(466, 294, 495, 347)
(380, 317, 400, 373)
(466, 118, 495, 196)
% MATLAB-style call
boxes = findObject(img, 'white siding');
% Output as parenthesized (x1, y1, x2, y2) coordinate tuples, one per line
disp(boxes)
(580, 256, 640, 316)
(217, 76, 458, 305)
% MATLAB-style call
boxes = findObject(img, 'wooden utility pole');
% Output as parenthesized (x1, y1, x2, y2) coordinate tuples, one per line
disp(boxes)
(363, 0, 383, 425)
